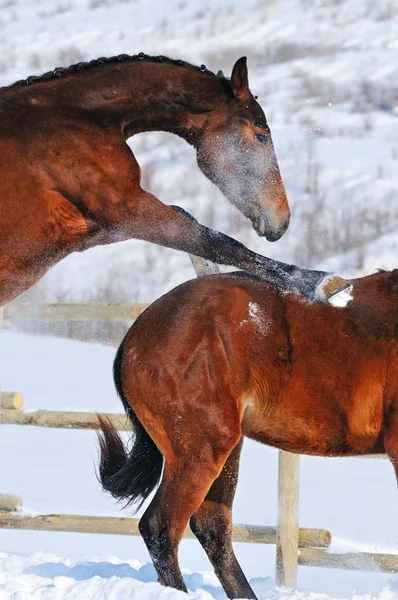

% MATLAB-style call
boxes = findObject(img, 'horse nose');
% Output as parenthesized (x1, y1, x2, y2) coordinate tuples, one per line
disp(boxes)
(259, 174, 291, 240)
(254, 210, 290, 241)
(271, 211, 290, 241)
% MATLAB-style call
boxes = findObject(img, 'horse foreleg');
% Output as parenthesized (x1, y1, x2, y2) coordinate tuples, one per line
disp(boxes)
(115, 193, 348, 302)
(138, 440, 238, 593)
(190, 437, 257, 600)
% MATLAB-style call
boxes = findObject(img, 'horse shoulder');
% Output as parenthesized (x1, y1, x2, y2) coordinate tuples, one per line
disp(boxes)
(32, 116, 144, 224)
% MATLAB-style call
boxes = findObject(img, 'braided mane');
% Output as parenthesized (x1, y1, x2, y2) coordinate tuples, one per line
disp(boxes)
(7, 53, 216, 89)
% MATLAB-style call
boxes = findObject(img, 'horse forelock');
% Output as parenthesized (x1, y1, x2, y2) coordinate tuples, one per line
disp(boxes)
(4, 53, 219, 92)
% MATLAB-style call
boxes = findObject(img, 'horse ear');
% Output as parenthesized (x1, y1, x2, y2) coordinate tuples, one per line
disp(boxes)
(217, 69, 224, 78)
(231, 56, 249, 99)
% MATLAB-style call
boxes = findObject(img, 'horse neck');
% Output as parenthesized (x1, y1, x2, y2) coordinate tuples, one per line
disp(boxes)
(20, 61, 226, 143)
(118, 62, 225, 141)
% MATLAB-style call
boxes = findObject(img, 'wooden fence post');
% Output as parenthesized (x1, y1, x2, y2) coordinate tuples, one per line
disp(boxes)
(189, 255, 221, 277)
(276, 450, 300, 587)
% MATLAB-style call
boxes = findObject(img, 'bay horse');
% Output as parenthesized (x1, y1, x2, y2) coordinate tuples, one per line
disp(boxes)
(0, 53, 347, 306)
(98, 268, 398, 599)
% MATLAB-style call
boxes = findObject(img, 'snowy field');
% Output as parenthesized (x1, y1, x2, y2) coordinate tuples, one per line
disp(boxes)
(1, 331, 398, 599)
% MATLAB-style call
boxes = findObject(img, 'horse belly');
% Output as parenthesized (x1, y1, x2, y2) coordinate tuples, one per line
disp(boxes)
(242, 406, 345, 456)
(241, 386, 384, 457)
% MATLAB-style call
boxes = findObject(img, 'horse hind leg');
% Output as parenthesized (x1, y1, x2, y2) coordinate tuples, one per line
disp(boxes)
(190, 437, 257, 600)
(384, 406, 398, 485)
(138, 433, 240, 593)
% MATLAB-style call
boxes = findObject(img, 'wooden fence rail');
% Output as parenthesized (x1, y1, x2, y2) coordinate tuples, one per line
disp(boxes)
(0, 392, 23, 410)
(1, 385, 395, 584)
(0, 494, 22, 512)
(298, 548, 398, 573)
(0, 512, 330, 548)
(2, 303, 149, 322)
(0, 409, 131, 430)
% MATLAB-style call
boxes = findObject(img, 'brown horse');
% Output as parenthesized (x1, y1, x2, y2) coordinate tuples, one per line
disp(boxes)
(0, 53, 347, 306)
(98, 268, 398, 599)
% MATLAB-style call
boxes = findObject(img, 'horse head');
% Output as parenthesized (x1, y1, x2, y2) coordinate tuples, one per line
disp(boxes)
(196, 57, 290, 241)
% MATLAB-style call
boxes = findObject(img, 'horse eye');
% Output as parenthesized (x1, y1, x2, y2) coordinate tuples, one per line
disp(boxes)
(256, 133, 268, 145)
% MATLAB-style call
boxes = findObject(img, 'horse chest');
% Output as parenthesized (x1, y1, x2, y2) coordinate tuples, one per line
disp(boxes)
(0, 191, 91, 304)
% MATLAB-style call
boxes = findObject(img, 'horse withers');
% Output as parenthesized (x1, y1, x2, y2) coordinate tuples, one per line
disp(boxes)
(0, 53, 347, 305)
(96, 269, 389, 599)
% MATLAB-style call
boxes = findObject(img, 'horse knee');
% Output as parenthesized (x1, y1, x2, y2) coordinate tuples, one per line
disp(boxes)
(139, 507, 179, 562)
(139, 510, 164, 554)
(190, 503, 231, 552)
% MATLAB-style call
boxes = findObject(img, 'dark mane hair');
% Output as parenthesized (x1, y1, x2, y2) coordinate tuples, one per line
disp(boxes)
(6, 53, 224, 91)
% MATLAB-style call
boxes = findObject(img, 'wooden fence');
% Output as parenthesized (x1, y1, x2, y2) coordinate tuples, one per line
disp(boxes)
(1, 396, 396, 585)
(2, 303, 149, 322)
(1, 272, 397, 586)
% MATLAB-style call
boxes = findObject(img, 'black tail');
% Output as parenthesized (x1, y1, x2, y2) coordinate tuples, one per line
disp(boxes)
(97, 341, 163, 512)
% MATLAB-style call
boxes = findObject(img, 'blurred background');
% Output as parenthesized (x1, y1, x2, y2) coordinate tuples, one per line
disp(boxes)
(1, 0, 397, 342)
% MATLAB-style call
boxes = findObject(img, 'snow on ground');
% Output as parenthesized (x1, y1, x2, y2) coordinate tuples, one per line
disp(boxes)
(0, 552, 272, 600)
(1, 331, 398, 599)
(0, 553, 398, 600)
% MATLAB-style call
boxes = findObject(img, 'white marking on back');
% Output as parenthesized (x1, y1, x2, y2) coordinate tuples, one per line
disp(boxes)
(248, 302, 271, 335)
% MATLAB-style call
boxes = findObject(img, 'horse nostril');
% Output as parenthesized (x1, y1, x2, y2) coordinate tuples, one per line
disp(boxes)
(265, 229, 282, 242)
(259, 212, 290, 241)
(273, 213, 290, 239)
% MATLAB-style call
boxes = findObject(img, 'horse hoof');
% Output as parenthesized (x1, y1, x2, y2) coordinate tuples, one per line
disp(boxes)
(316, 275, 352, 305)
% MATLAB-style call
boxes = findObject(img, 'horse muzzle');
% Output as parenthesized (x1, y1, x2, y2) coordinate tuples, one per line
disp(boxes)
(253, 212, 290, 241)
